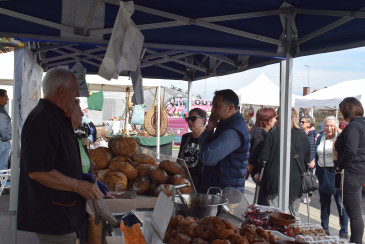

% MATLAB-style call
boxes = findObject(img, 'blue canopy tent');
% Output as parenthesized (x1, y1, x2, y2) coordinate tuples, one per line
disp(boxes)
(1, 1, 365, 242)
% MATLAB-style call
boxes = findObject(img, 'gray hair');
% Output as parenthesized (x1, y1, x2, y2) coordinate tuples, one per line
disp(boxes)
(323, 116, 338, 125)
(42, 67, 75, 97)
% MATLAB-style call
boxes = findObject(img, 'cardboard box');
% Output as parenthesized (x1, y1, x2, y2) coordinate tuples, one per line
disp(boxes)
(105, 195, 158, 213)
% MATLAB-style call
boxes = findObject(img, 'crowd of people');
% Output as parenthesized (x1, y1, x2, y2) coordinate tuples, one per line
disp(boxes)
(178, 90, 364, 244)
(1, 67, 362, 244)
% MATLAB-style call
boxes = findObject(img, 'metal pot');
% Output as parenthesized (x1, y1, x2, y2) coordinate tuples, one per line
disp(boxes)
(175, 193, 228, 219)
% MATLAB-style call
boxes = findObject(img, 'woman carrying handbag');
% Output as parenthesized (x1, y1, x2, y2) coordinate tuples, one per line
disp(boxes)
(315, 116, 348, 238)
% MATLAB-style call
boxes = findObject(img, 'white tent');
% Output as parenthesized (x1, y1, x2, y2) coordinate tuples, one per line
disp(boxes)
(234, 73, 299, 107)
(294, 78, 365, 109)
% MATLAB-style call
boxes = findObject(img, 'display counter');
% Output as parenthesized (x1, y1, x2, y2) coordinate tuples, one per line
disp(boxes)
(105, 195, 158, 213)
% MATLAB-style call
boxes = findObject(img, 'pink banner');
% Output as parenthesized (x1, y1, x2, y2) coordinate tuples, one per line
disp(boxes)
(165, 99, 212, 117)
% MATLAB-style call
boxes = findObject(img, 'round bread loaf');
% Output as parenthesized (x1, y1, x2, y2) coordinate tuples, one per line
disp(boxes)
(130, 161, 141, 168)
(136, 164, 155, 177)
(108, 136, 139, 157)
(159, 160, 185, 175)
(108, 158, 137, 180)
(170, 175, 192, 194)
(108, 156, 129, 171)
(88, 147, 113, 170)
(132, 153, 158, 167)
(147, 166, 168, 184)
(130, 176, 151, 195)
(153, 184, 174, 197)
(103, 171, 128, 192)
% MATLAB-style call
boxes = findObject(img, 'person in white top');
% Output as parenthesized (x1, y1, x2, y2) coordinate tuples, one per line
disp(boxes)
(314, 116, 348, 238)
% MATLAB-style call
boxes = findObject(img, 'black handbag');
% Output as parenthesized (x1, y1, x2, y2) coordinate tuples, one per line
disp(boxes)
(318, 136, 336, 194)
(292, 143, 319, 194)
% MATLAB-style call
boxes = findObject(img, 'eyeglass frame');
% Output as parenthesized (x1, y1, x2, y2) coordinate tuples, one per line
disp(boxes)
(185, 116, 204, 122)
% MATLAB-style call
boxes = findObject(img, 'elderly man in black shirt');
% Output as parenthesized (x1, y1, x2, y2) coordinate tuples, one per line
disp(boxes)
(17, 68, 99, 244)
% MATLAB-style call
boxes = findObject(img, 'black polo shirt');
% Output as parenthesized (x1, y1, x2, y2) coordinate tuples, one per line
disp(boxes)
(17, 99, 85, 235)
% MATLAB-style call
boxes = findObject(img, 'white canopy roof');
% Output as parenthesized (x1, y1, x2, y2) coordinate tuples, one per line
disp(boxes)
(235, 73, 299, 107)
(294, 78, 365, 109)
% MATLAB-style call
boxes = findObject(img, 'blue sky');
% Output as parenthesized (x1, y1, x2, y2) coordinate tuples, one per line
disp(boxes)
(160, 46, 365, 100)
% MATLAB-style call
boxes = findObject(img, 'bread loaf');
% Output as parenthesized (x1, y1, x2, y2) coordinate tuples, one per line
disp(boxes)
(103, 171, 128, 192)
(88, 147, 113, 170)
(108, 136, 139, 157)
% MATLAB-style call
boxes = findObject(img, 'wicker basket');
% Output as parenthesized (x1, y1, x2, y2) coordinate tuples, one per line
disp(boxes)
(144, 89, 168, 136)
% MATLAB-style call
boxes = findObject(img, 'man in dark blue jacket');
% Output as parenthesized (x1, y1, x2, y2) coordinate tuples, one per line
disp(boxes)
(199, 89, 250, 193)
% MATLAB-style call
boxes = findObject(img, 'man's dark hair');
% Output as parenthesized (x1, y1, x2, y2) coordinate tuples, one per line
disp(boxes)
(0, 89, 7, 97)
(214, 89, 239, 110)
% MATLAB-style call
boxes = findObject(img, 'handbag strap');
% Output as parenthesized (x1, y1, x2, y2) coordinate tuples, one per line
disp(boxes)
(291, 142, 305, 174)
(323, 136, 326, 167)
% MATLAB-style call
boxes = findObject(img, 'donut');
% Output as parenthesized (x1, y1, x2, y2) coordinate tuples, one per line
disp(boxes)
(175, 233, 192, 244)
(222, 219, 235, 230)
(240, 225, 257, 243)
(211, 240, 231, 244)
(132, 153, 158, 166)
(153, 184, 174, 197)
(210, 216, 226, 235)
(196, 225, 214, 240)
(159, 160, 185, 175)
(228, 234, 247, 244)
(136, 164, 155, 177)
(217, 229, 235, 239)
(108, 136, 139, 157)
(184, 222, 199, 239)
(130, 176, 151, 195)
(256, 226, 269, 241)
(147, 166, 168, 183)
(103, 171, 128, 192)
(198, 216, 215, 225)
(192, 238, 209, 244)
(88, 147, 113, 170)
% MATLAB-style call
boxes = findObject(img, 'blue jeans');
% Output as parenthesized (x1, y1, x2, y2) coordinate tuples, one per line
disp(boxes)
(0, 140, 10, 170)
(319, 189, 349, 236)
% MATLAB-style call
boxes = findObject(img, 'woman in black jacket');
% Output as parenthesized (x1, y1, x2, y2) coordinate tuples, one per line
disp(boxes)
(334, 97, 365, 244)
(259, 108, 310, 221)
(178, 108, 207, 193)
(246, 107, 277, 181)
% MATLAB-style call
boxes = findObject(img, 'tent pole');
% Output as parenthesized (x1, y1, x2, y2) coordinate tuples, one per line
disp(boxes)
(9, 48, 24, 244)
(187, 80, 192, 132)
(335, 109, 338, 121)
(278, 10, 294, 213)
(156, 84, 161, 156)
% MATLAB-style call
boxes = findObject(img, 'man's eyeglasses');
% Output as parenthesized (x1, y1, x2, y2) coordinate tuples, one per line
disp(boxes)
(185, 116, 203, 122)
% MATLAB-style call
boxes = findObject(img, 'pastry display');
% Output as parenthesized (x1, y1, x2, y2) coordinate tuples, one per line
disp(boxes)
(164, 215, 280, 244)
(287, 223, 325, 237)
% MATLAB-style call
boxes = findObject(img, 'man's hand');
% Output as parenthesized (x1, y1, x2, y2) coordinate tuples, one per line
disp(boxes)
(75, 180, 99, 200)
(207, 112, 218, 131)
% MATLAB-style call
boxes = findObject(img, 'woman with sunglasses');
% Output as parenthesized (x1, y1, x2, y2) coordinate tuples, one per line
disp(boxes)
(299, 115, 319, 202)
(178, 108, 207, 192)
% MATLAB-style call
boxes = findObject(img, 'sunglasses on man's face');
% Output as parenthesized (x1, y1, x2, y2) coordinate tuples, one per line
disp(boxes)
(185, 116, 203, 122)
(300, 120, 307, 124)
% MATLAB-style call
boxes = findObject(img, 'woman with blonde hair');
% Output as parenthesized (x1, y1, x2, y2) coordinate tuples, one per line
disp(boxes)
(259, 108, 310, 220)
